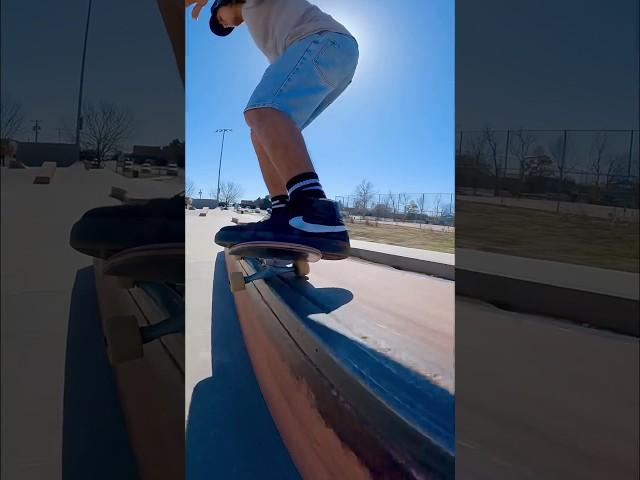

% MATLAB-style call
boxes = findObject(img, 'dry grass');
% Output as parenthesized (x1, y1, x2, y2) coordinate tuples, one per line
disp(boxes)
(346, 220, 454, 253)
(457, 201, 639, 272)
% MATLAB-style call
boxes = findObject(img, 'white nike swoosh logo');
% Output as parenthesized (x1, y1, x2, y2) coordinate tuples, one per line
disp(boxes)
(289, 216, 347, 233)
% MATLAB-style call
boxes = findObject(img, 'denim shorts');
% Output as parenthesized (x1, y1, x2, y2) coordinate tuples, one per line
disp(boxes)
(245, 31, 359, 130)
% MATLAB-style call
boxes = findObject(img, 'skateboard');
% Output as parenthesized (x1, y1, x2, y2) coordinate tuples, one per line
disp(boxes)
(102, 243, 185, 365)
(228, 241, 321, 292)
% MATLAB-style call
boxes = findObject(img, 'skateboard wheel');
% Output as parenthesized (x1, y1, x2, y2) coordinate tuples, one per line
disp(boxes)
(230, 271, 246, 291)
(294, 261, 310, 277)
(104, 315, 143, 365)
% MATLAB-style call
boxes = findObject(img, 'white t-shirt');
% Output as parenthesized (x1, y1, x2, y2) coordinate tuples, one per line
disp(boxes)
(242, 0, 353, 63)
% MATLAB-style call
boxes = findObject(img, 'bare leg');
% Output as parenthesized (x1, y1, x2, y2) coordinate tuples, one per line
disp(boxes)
(250, 130, 288, 197)
(244, 108, 316, 183)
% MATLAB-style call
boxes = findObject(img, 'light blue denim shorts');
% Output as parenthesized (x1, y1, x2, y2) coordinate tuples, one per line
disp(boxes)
(245, 31, 359, 130)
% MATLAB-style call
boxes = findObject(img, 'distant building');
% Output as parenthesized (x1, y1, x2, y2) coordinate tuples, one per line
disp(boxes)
(15, 142, 79, 167)
(239, 200, 258, 208)
(191, 198, 218, 209)
(128, 144, 183, 167)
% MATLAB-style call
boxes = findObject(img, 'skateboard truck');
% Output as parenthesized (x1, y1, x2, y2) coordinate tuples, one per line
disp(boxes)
(229, 259, 310, 292)
(101, 244, 185, 365)
(104, 282, 184, 364)
(227, 242, 320, 292)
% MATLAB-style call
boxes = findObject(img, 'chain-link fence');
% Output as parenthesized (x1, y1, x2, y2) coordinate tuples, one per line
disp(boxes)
(456, 129, 639, 212)
(335, 193, 455, 227)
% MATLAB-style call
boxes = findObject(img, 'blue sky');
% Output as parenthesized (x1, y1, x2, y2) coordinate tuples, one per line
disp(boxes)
(1, 0, 183, 148)
(186, 0, 455, 201)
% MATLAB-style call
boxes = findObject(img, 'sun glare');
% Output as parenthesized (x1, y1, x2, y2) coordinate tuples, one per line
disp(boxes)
(328, 5, 378, 80)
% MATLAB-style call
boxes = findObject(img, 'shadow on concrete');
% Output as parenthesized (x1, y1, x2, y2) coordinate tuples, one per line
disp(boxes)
(276, 272, 455, 455)
(62, 267, 138, 479)
(304, 316, 454, 454)
(185, 252, 300, 480)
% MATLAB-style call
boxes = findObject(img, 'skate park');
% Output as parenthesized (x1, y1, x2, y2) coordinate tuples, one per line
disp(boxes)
(1, 159, 184, 480)
(186, 205, 638, 479)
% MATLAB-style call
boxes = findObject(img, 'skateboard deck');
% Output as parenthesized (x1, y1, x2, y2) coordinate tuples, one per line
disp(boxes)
(228, 241, 321, 263)
(103, 243, 184, 284)
(227, 241, 321, 292)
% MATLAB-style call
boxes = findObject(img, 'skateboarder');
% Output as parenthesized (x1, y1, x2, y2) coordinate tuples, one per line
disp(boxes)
(187, 0, 358, 260)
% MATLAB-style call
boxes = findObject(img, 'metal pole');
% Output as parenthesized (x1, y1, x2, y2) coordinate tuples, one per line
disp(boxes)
(75, 0, 92, 147)
(628, 130, 634, 178)
(31, 120, 41, 143)
(215, 128, 232, 202)
(503, 129, 510, 176)
(560, 130, 567, 181)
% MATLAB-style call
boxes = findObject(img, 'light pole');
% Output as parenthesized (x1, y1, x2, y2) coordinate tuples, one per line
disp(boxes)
(215, 128, 232, 203)
(31, 120, 42, 143)
(75, 0, 93, 147)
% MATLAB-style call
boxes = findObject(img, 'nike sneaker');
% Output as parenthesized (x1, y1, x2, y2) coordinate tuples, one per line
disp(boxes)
(70, 193, 185, 258)
(214, 197, 350, 260)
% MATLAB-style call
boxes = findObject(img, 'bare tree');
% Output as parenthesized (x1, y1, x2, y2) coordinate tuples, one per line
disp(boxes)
(0, 99, 24, 140)
(467, 133, 487, 167)
(384, 191, 397, 220)
(483, 126, 501, 195)
(219, 181, 243, 205)
(589, 132, 608, 187)
(81, 101, 134, 164)
(354, 179, 375, 214)
(433, 193, 443, 217)
(512, 129, 535, 182)
(417, 193, 426, 216)
(462, 133, 488, 195)
(186, 178, 195, 197)
(605, 155, 628, 186)
(398, 192, 410, 219)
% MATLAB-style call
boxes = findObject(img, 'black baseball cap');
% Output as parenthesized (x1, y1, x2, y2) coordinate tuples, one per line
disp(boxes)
(209, 0, 234, 37)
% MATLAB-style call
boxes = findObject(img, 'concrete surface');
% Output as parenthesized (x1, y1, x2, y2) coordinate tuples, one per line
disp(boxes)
(287, 258, 454, 392)
(184, 209, 223, 413)
(186, 208, 455, 394)
(1, 163, 181, 479)
(457, 248, 638, 299)
(457, 248, 639, 336)
(185, 208, 263, 408)
(456, 297, 639, 479)
(185, 210, 299, 478)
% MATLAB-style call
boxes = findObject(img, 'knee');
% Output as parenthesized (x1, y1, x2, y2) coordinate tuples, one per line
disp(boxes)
(244, 108, 263, 129)
(244, 107, 280, 130)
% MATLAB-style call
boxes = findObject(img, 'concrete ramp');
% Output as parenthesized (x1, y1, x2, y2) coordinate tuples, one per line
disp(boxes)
(9, 159, 26, 169)
(109, 186, 128, 202)
(33, 162, 57, 184)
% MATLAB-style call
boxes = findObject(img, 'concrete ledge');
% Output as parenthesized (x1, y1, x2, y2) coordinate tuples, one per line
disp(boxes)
(109, 186, 128, 202)
(33, 161, 56, 184)
(225, 251, 454, 478)
(8, 159, 26, 169)
(349, 240, 454, 280)
(456, 249, 639, 336)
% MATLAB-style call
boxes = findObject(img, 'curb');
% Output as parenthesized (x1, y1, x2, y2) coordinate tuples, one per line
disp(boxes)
(349, 247, 455, 281)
